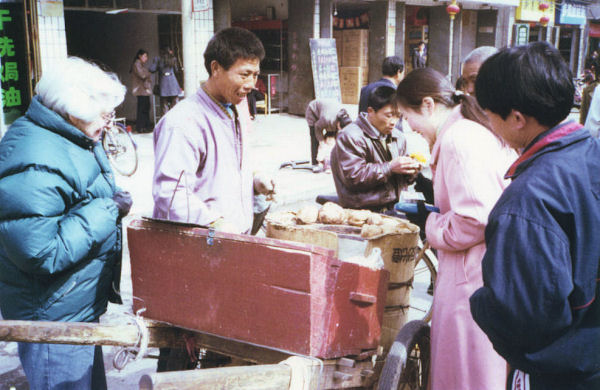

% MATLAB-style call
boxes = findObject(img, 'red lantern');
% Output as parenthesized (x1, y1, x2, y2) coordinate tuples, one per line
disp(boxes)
(446, 0, 460, 20)
(540, 15, 550, 26)
(538, 2, 550, 11)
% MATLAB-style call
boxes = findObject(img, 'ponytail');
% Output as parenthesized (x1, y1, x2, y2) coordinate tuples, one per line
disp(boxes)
(452, 91, 491, 131)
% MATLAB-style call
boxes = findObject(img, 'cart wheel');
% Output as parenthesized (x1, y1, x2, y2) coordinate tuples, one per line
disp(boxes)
(377, 320, 430, 390)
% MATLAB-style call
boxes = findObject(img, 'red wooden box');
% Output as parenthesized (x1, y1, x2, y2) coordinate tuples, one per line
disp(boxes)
(127, 218, 389, 359)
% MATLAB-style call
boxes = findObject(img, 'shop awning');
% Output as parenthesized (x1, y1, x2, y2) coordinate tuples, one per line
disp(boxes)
(589, 4, 600, 20)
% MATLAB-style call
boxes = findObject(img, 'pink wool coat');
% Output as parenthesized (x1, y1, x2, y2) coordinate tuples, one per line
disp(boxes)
(425, 108, 516, 390)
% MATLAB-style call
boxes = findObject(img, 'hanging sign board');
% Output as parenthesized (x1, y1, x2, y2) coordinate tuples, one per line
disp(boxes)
(0, 0, 30, 125)
(192, 0, 209, 12)
(309, 38, 342, 102)
(558, 2, 586, 26)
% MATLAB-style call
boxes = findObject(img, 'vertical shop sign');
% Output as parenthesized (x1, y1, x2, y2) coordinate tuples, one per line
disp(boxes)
(0, 1, 29, 125)
(309, 38, 342, 102)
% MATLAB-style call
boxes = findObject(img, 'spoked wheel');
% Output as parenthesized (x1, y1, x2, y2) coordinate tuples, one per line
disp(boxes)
(410, 242, 437, 323)
(378, 320, 431, 390)
(102, 123, 138, 176)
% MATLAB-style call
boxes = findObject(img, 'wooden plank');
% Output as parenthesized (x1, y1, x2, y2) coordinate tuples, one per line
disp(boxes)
(139, 364, 292, 390)
(0, 320, 140, 347)
(0, 320, 289, 364)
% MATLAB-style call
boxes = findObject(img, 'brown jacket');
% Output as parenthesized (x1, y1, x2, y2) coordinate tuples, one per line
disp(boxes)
(131, 59, 152, 96)
(331, 114, 409, 210)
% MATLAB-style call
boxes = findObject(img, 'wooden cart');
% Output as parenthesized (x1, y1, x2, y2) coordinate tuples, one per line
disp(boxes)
(0, 217, 431, 390)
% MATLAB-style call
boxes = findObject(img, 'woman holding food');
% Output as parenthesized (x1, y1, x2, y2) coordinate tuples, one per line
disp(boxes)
(395, 68, 517, 390)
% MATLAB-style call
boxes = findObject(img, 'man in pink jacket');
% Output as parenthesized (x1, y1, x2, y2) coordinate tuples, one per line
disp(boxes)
(152, 27, 273, 370)
(152, 27, 273, 234)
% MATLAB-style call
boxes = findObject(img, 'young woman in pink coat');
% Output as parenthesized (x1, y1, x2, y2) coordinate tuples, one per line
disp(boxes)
(395, 68, 517, 390)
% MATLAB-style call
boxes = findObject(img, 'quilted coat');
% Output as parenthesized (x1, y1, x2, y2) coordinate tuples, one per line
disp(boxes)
(0, 96, 121, 323)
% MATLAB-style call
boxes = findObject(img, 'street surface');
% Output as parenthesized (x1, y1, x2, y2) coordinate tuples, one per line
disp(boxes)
(0, 108, 579, 389)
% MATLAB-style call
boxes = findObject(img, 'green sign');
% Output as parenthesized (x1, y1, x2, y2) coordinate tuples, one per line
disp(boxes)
(515, 24, 530, 46)
(1, 1, 30, 125)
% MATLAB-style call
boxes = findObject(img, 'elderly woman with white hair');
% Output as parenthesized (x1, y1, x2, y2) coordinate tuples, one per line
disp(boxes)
(0, 57, 131, 390)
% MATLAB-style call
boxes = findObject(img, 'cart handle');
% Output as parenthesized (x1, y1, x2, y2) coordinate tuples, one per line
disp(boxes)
(349, 292, 376, 305)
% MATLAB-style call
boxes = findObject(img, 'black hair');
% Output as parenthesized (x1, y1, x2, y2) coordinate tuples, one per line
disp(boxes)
(368, 85, 397, 112)
(475, 41, 574, 127)
(160, 46, 178, 68)
(336, 108, 352, 128)
(382, 56, 404, 77)
(204, 27, 265, 76)
(396, 67, 491, 131)
(130, 49, 147, 73)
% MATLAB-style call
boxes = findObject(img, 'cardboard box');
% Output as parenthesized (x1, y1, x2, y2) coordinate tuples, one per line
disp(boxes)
(342, 29, 369, 67)
(333, 29, 343, 65)
(362, 66, 369, 86)
(340, 66, 364, 104)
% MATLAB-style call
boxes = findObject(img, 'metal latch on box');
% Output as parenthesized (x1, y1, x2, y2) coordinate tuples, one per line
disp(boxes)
(206, 227, 216, 246)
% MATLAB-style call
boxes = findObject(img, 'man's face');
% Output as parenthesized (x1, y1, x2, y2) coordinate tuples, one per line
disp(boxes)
(211, 57, 260, 105)
(367, 104, 399, 135)
(461, 61, 481, 96)
(484, 109, 523, 149)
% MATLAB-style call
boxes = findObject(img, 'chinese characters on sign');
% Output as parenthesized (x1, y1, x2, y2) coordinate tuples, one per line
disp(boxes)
(309, 39, 342, 102)
(0, 2, 30, 124)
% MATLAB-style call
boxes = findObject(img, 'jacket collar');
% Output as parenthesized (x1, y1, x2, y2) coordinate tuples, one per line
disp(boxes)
(379, 78, 396, 88)
(505, 120, 586, 179)
(25, 96, 95, 149)
(356, 112, 402, 141)
(199, 83, 239, 121)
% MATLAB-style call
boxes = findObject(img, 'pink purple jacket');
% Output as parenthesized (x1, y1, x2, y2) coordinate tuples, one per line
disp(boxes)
(425, 107, 516, 390)
(152, 86, 253, 233)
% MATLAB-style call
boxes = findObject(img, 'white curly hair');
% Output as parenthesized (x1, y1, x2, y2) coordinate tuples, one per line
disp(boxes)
(35, 57, 126, 123)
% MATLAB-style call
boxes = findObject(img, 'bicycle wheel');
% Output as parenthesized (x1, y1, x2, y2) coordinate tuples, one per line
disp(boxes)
(409, 242, 437, 323)
(102, 123, 138, 176)
(378, 320, 431, 390)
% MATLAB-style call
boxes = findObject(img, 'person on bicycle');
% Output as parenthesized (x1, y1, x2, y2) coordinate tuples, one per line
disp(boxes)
(152, 27, 275, 370)
(0, 57, 131, 390)
(396, 67, 516, 390)
(330, 85, 420, 212)
(470, 41, 600, 390)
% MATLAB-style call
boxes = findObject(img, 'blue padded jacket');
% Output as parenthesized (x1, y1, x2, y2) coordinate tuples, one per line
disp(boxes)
(0, 96, 120, 323)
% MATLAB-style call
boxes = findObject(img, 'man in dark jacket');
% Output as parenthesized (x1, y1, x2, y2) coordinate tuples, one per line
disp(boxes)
(358, 56, 404, 114)
(470, 41, 600, 390)
(411, 41, 427, 70)
(331, 86, 420, 211)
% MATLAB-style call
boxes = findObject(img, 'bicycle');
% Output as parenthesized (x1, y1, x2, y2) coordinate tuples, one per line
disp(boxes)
(102, 118, 139, 177)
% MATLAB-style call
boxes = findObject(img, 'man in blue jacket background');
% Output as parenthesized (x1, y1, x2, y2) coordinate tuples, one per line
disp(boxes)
(470, 41, 600, 390)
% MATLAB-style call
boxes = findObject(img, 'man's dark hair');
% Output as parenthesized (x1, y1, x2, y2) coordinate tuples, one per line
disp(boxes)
(382, 56, 404, 77)
(368, 85, 396, 111)
(204, 27, 265, 76)
(475, 41, 574, 128)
